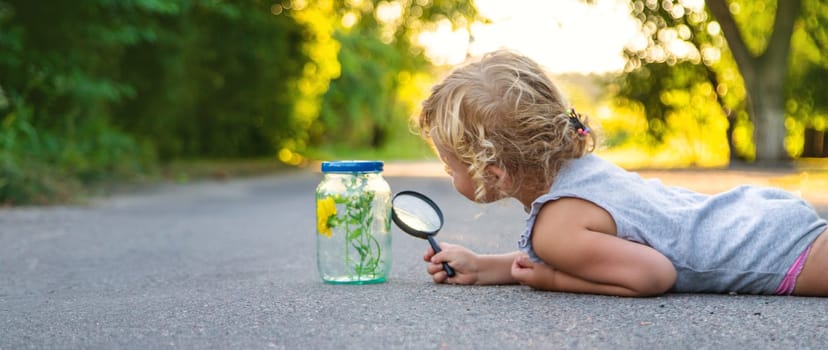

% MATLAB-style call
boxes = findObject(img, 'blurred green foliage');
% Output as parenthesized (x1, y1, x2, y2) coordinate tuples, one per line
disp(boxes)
(286, 0, 479, 162)
(788, 0, 828, 132)
(112, 1, 308, 159)
(0, 0, 308, 204)
(0, 0, 477, 205)
(615, 0, 827, 162)
(0, 0, 170, 204)
(316, 0, 477, 149)
(14, 0, 824, 204)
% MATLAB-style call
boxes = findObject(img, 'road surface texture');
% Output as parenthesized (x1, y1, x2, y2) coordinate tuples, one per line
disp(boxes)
(1, 163, 827, 349)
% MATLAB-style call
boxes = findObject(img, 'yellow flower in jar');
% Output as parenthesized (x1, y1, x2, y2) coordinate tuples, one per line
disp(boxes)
(316, 196, 337, 237)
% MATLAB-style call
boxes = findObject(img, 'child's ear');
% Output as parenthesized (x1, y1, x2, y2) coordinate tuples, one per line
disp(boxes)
(485, 164, 512, 191)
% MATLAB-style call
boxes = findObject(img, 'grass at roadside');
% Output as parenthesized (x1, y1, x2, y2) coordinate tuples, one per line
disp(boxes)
(306, 131, 436, 163)
(306, 144, 435, 163)
(6, 131, 826, 207)
(159, 157, 293, 182)
(65, 157, 294, 206)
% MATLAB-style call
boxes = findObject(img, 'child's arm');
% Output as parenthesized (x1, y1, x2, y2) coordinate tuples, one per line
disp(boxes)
(424, 243, 521, 285)
(511, 254, 661, 296)
(526, 197, 677, 297)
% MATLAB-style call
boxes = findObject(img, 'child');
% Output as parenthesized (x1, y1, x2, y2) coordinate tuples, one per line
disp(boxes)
(417, 50, 828, 297)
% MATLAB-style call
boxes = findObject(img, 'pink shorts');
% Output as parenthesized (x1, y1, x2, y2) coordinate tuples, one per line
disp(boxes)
(775, 244, 813, 295)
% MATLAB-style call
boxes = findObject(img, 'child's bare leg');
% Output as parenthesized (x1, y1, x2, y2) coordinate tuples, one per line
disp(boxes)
(793, 229, 828, 296)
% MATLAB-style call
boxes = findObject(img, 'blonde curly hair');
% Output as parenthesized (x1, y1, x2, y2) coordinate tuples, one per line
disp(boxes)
(418, 50, 597, 202)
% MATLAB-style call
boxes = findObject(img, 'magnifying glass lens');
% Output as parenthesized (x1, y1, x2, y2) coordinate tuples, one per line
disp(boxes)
(391, 191, 455, 277)
(391, 195, 441, 233)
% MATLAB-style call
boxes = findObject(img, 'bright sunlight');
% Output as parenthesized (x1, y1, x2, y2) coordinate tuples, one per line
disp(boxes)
(418, 0, 639, 74)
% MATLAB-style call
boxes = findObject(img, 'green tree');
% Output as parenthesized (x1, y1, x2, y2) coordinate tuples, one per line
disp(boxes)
(320, 31, 402, 148)
(0, 0, 311, 203)
(618, 0, 828, 164)
(114, 0, 308, 159)
(787, 0, 828, 157)
(707, 0, 799, 163)
(0, 0, 167, 203)
(293, 0, 480, 153)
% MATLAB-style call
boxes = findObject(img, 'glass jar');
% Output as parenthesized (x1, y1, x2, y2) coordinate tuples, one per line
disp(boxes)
(315, 160, 391, 284)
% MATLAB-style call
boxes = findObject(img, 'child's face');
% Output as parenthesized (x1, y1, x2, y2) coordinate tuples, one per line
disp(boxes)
(435, 146, 477, 202)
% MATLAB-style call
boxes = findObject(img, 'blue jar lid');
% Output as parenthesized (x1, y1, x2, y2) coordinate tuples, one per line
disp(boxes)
(321, 160, 384, 173)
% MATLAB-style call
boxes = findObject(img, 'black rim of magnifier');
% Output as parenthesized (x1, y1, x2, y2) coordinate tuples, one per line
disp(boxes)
(391, 190, 444, 236)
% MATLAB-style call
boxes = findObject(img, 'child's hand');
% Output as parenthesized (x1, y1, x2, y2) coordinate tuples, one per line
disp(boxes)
(422, 243, 480, 285)
(510, 253, 556, 290)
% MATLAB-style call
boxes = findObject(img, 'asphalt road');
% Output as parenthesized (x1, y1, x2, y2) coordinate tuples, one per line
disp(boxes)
(1, 169, 827, 349)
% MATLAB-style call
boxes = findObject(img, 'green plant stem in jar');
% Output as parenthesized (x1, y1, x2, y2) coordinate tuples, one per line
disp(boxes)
(316, 161, 391, 284)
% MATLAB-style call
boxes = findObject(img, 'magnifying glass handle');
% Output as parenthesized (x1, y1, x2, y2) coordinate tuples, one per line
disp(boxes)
(427, 236, 456, 277)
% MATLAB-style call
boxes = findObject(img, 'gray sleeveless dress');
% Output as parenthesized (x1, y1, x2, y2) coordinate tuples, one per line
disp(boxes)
(517, 154, 827, 294)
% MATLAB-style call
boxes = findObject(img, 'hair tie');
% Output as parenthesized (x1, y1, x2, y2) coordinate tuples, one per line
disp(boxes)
(567, 108, 590, 136)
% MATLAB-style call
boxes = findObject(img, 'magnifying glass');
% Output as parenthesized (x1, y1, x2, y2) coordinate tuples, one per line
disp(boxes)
(391, 191, 456, 277)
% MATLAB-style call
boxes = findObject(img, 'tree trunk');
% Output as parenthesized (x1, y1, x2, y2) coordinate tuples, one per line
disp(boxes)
(747, 76, 788, 163)
(803, 128, 827, 157)
(706, 0, 802, 164)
